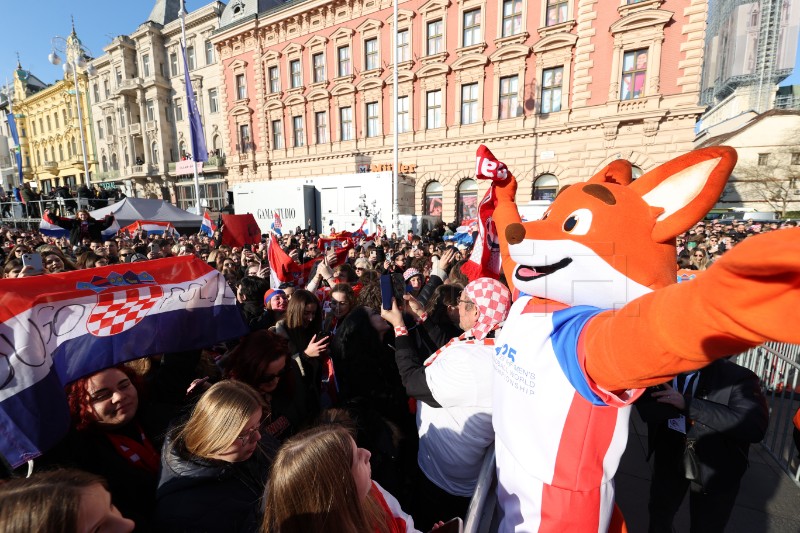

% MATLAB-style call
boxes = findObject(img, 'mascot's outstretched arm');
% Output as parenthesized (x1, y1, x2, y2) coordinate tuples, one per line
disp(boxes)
(584, 228, 800, 390)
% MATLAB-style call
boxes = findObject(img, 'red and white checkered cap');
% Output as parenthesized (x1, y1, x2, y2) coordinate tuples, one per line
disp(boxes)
(403, 268, 422, 281)
(463, 277, 511, 340)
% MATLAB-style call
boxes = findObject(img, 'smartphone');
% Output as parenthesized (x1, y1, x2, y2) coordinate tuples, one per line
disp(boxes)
(148, 243, 161, 254)
(430, 517, 463, 533)
(21, 252, 43, 274)
(380, 274, 395, 311)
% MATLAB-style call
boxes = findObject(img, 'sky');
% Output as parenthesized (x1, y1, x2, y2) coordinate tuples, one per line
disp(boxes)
(0, 1, 210, 88)
(1, 1, 799, 89)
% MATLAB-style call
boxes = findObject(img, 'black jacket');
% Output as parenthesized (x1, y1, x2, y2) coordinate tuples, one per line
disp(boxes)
(43, 210, 116, 245)
(644, 359, 768, 491)
(155, 433, 278, 533)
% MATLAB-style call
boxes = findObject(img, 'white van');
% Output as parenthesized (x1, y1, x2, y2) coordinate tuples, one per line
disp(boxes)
(718, 211, 777, 222)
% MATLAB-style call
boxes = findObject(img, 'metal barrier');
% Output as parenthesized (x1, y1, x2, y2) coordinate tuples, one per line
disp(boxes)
(463, 342, 800, 531)
(735, 342, 800, 486)
(0, 198, 108, 223)
(464, 444, 498, 533)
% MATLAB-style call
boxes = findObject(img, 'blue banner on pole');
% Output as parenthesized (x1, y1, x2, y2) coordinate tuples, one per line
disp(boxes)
(182, 45, 208, 163)
(6, 112, 24, 185)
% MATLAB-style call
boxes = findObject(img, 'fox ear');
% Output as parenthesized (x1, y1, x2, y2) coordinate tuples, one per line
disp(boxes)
(629, 147, 737, 243)
(587, 159, 633, 186)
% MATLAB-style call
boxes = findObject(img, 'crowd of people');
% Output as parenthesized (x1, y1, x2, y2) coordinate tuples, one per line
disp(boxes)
(0, 209, 795, 532)
(0, 182, 125, 219)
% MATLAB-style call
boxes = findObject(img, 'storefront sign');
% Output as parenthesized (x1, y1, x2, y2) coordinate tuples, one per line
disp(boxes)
(175, 161, 204, 175)
(358, 163, 417, 173)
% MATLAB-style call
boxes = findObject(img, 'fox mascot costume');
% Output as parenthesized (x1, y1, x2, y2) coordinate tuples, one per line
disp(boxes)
(471, 145, 800, 532)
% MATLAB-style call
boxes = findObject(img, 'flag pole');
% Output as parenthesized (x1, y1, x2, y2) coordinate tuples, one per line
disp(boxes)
(392, 0, 399, 236)
(180, 0, 204, 215)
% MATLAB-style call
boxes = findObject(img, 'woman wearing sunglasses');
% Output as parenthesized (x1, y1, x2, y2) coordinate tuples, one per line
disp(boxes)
(155, 380, 278, 533)
(223, 330, 308, 443)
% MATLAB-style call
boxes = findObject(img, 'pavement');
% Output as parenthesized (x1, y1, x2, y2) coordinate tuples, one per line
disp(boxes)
(615, 411, 800, 533)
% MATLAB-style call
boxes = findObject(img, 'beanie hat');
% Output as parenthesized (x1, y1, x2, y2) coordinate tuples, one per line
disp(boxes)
(462, 278, 511, 340)
(264, 288, 286, 307)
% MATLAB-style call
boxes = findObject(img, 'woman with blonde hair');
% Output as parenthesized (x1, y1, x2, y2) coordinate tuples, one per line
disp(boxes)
(263, 425, 420, 533)
(0, 468, 134, 533)
(155, 380, 278, 532)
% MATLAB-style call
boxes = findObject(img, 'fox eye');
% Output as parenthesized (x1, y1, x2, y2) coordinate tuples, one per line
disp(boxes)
(562, 209, 592, 235)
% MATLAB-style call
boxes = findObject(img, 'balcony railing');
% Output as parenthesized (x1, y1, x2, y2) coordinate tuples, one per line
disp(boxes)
(128, 123, 141, 135)
(97, 170, 120, 181)
(206, 155, 226, 167)
(42, 160, 58, 171)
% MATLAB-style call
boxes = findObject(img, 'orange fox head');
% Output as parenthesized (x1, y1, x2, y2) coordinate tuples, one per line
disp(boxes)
(496, 147, 737, 309)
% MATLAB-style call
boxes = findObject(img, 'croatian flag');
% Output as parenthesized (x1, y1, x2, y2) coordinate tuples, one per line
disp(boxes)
(267, 234, 318, 289)
(201, 211, 216, 237)
(271, 212, 283, 237)
(0, 257, 248, 467)
(120, 220, 179, 238)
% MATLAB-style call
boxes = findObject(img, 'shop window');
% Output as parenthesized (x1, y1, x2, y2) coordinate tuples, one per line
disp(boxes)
(425, 181, 443, 217)
(458, 179, 479, 222)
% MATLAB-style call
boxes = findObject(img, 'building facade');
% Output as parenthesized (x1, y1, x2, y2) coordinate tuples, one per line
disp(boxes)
(699, 0, 800, 132)
(698, 109, 800, 217)
(212, 0, 708, 225)
(87, 0, 230, 210)
(12, 62, 97, 194)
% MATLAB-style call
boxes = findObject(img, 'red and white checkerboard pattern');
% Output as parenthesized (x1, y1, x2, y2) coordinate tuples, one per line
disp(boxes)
(464, 278, 511, 340)
(87, 286, 164, 337)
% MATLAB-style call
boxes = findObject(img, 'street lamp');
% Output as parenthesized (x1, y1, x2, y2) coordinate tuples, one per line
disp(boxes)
(48, 23, 96, 189)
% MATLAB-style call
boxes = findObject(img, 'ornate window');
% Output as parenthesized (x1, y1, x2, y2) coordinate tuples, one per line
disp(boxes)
(461, 83, 479, 124)
(365, 38, 379, 70)
(269, 66, 280, 93)
(541, 67, 563, 113)
(293, 115, 304, 147)
(397, 29, 410, 62)
(235, 74, 247, 100)
(397, 96, 410, 133)
(427, 20, 444, 55)
(271, 119, 283, 149)
(425, 181, 443, 217)
(290, 59, 302, 88)
(463, 9, 482, 47)
(499, 76, 520, 118)
(340, 107, 353, 141)
(313, 53, 325, 83)
(532, 174, 558, 201)
(426, 90, 442, 129)
(457, 179, 479, 222)
(338, 46, 351, 77)
(501, 0, 523, 37)
(545, 0, 569, 26)
(315, 111, 328, 143)
(620, 49, 647, 100)
(366, 102, 380, 137)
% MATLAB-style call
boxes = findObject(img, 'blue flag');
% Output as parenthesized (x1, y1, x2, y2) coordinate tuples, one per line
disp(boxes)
(182, 44, 208, 163)
(5, 112, 24, 185)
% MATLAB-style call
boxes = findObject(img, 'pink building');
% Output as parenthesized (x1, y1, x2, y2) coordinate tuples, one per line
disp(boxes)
(212, 0, 706, 226)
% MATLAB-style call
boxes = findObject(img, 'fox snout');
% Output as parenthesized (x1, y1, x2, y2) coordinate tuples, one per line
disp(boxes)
(506, 223, 526, 245)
